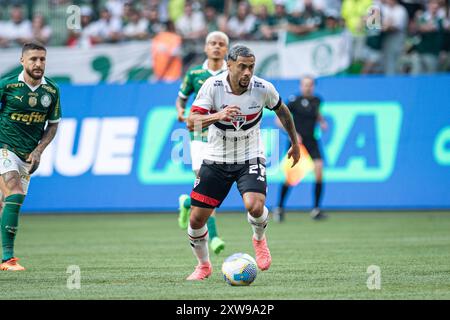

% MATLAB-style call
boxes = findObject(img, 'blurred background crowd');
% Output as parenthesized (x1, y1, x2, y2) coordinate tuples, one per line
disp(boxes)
(1, 0, 449, 75)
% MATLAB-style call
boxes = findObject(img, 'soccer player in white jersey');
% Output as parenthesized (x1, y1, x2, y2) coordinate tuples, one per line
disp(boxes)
(185, 44, 301, 280)
(175, 31, 229, 255)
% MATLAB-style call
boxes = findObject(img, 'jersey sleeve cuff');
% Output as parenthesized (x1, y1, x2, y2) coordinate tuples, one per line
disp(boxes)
(178, 92, 188, 100)
(48, 118, 61, 123)
(191, 106, 209, 114)
(269, 96, 282, 111)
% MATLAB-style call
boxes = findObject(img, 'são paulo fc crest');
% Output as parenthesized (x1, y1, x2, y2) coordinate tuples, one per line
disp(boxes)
(40, 94, 51, 108)
(231, 115, 247, 130)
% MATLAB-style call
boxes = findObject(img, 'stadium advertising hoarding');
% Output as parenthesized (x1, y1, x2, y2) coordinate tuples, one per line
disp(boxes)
(0, 31, 351, 82)
(24, 75, 450, 212)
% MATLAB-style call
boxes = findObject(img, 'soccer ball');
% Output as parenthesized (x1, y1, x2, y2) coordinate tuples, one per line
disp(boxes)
(222, 253, 257, 286)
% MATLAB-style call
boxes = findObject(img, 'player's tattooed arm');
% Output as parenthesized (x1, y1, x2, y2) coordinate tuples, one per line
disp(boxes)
(275, 103, 298, 145)
(26, 122, 59, 174)
(187, 105, 241, 131)
(275, 103, 301, 167)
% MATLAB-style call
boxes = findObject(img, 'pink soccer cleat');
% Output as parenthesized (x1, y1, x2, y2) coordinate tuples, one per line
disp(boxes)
(252, 236, 272, 271)
(0, 257, 26, 271)
(186, 262, 213, 280)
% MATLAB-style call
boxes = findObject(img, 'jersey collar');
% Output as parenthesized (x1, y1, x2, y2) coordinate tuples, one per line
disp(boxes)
(221, 71, 254, 94)
(18, 70, 47, 92)
(202, 59, 227, 76)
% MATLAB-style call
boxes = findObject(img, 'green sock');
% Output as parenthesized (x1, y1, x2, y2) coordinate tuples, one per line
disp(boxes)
(207, 215, 218, 240)
(183, 196, 191, 209)
(1, 194, 25, 261)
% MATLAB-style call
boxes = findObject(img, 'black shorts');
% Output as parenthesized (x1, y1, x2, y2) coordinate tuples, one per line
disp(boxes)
(288, 137, 322, 160)
(191, 158, 267, 209)
(302, 138, 322, 160)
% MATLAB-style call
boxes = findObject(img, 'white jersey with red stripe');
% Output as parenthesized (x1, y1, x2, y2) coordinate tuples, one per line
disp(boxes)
(191, 71, 282, 163)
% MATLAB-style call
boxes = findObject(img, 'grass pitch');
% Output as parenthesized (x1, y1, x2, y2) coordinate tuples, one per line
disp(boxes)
(1, 211, 450, 300)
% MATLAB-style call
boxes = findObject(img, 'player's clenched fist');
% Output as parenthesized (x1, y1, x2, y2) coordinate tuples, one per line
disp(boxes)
(217, 105, 241, 121)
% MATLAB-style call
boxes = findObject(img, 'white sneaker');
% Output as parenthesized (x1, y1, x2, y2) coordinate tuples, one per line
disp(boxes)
(310, 208, 328, 220)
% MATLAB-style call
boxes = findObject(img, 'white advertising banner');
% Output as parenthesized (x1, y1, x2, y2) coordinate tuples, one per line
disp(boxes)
(0, 41, 152, 83)
(278, 30, 352, 78)
(0, 32, 352, 82)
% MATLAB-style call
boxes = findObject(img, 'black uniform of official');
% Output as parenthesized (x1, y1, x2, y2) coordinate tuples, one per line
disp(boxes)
(273, 93, 326, 222)
(287, 95, 322, 160)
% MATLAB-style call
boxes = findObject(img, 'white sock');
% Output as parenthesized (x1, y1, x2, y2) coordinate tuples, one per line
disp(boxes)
(247, 206, 269, 241)
(188, 225, 210, 264)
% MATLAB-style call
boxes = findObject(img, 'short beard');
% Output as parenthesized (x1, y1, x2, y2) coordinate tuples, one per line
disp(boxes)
(26, 68, 43, 81)
(238, 80, 249, 89)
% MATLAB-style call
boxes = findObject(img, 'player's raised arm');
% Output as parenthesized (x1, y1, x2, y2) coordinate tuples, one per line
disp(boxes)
(187, 105, 241, 131)
(275, 103, 301, 167)
(186, 76, 240, 131)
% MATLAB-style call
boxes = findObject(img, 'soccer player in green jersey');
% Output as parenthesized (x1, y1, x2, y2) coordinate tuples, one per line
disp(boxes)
(0, 42, 61, 271)
(176, 31, 229, 254)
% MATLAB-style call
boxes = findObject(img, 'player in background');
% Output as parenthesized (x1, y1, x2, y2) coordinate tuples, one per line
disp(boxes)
(175, 31, 228, 255)
(185, 45, 300, 280)
(0, 42, 61, 271)
(272, 76, 328, 222)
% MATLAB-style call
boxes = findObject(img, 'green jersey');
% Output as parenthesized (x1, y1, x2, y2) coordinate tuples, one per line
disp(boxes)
(178, 60, 227, 141)
(416, 13, 444, 56)
(0, 71, 62, 160)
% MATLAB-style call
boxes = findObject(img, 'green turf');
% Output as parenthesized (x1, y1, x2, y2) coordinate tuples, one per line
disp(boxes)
(1, 211, 450, 299)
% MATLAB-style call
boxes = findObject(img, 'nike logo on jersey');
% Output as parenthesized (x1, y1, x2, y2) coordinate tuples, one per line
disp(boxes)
(14, 96, 23, 102)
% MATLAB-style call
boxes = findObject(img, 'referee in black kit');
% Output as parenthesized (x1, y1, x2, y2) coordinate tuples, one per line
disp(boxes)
(272, 76, 328, 222)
